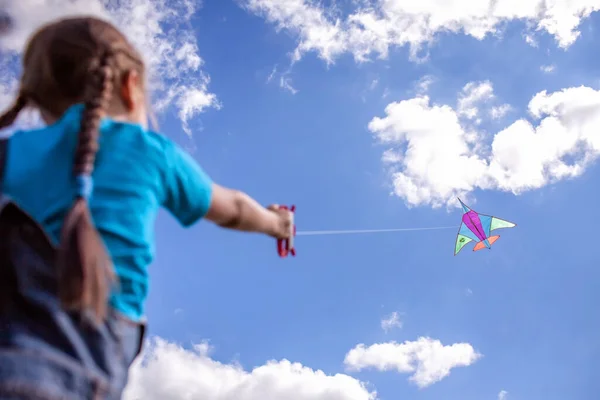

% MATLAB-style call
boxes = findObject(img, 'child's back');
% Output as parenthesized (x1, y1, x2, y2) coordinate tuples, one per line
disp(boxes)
(4, 103, 212, 321)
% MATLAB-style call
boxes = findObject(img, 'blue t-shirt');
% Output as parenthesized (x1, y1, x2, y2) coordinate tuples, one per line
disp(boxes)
(2, 104, 213, 322)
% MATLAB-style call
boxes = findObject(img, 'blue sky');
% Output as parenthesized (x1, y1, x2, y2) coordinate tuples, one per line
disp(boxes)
(3, 1, 600, 399)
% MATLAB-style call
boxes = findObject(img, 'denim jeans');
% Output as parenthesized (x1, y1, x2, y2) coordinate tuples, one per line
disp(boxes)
(0, 202, 145, 399)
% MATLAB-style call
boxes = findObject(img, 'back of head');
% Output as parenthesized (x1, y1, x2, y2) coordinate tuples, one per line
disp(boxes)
(21, 16, 146, 121)
(0, 16, 147, 323)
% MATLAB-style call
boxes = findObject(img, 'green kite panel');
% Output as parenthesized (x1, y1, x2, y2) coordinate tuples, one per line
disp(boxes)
(490, 217, 516, 231)
(455, 234, 473, 255)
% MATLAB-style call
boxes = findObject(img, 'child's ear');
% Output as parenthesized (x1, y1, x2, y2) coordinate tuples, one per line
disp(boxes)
(120, 70, 142, 111)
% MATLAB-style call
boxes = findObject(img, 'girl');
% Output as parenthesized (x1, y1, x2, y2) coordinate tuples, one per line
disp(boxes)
(0, 16, 292, 399)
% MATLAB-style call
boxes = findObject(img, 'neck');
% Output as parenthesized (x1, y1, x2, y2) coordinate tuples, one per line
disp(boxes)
(41, 107, 146, 129)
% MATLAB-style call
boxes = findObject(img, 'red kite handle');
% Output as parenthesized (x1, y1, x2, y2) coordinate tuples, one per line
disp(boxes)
(277, 205, 296, 257)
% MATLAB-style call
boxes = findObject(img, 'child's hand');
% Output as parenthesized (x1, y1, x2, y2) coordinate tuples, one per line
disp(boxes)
(266, 204, 293, 239)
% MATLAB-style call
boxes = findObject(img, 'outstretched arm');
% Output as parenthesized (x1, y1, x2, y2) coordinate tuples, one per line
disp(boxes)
(161, 139, 291, 239)
(205, 184, 290, 238)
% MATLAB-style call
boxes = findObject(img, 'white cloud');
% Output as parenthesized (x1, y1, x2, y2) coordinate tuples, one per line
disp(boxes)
(369, 93, 489, 207)
(381, 311, 402, 332)
(370, 84, 600, 207)
(174, 86, 219, 136)
(123, 337, 377, 400)
(0, 0, 219, 135)
(280, 75, 299, 95)
(265, 64, 299, 95)
(541, 64, 556, 73)
(242, 0, 600, 64)
(524, 32, 538, 47)
(266, 65, 278, 83)
(344, 337, 481, 388)
(457, 81, 495, 120)
(415, 75, 435, 95)
(490, 104, 512, 120)
(242, 0, 346, 65)
(498, 390, 508, 400)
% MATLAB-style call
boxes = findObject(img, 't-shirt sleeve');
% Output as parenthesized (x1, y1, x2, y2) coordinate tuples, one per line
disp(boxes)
(161, 140, 213, 227)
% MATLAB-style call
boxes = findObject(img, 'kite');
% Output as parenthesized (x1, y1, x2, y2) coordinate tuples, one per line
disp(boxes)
(454, 198, 516, 255)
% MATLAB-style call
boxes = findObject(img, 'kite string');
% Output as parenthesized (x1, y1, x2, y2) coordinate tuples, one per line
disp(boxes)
(295, 226, 458, 236)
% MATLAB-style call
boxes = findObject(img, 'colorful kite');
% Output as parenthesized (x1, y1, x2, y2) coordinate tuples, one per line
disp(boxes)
(454, 198, 516, 255)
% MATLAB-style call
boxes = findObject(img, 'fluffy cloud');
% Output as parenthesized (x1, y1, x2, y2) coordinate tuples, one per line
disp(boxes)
(242, 0, 346, 65)
(0, 0, 219, 135)
(370, 83, 600, 207)
(344, 337, 481, 388)
(457, 81, 495, 120)
(241, 0, 600, 64)
(498, 390, 508, 400)
(123, 337, 377, 400)
(490, 104, 512, 120)
(124, 336, 479, 397)
(380, 311, 402, 332)
(415, 75, 435, 94)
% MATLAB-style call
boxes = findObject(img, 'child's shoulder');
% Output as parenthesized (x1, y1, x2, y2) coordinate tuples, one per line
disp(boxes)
(5, 107, 182, 160)
(102, 119, 178, 153)
(4, 121, 62, 148)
